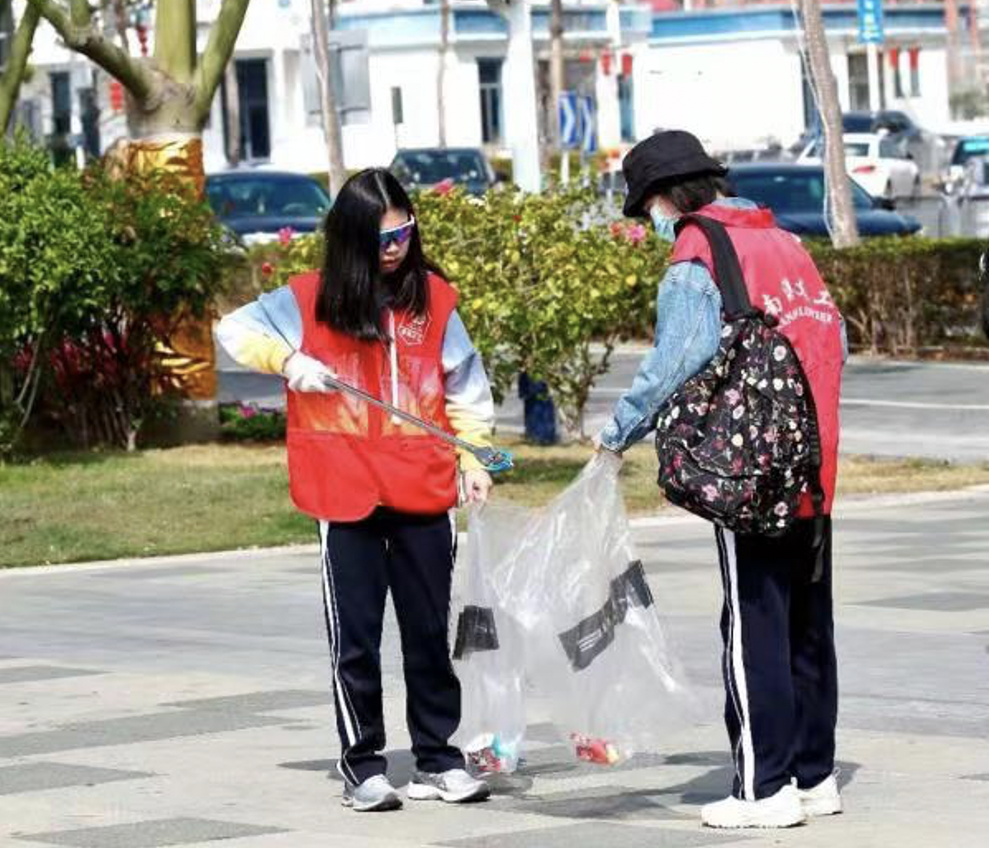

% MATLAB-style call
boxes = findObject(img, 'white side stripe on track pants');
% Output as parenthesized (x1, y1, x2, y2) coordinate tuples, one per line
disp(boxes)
(718, 528, 757, 802)
(319, 520, 361, 785)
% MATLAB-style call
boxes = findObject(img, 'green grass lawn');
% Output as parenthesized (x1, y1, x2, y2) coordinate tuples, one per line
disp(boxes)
(1, 439, 985, 568)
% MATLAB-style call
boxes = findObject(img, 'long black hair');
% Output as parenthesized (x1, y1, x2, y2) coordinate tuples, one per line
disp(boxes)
(317, 168, 441, 340)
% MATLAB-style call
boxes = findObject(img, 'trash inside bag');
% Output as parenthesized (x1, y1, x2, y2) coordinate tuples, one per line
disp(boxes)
(452, 453, 697, 774)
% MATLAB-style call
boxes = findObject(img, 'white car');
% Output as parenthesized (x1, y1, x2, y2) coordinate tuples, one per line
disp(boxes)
(799, 132, 920, 199)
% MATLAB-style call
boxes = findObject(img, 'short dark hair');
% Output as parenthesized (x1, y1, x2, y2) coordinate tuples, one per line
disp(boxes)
(317, 168, 443, 341)
(646, 171, 735, 215)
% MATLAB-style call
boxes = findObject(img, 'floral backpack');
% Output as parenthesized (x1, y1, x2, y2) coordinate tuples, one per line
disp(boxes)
(654, 214, 825, 537)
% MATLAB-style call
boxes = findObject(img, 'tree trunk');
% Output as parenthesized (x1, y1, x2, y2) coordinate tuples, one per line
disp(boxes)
(549, 0, 564, 150)
(223, 59, 241, 166)
(0, 1, 42, 133)
(944, 0, 961, 111)
(550, 0, 564, 151)
(28, 0, 252, 406)
(310, 0, 347, 195)
(797, 0, 860, 248)
(437, 0, 450, 148)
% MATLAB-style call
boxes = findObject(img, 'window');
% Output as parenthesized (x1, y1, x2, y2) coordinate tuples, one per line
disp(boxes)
(50, 71, 72, 136)
(891, 47, 903, 98)
(206, 175, 330, 222)
(731, 171, 873, 213)
(618, 73, 634, 143)
(843, 142, 871, 157)
(478, 58, 503, 144)
(236, 59, 271, 161)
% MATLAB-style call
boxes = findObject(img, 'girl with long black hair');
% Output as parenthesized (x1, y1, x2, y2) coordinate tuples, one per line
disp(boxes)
(218, 168, 494, 812)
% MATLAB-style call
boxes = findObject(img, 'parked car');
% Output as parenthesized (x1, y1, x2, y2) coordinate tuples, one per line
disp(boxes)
(389, 148, 498, 196)
(945, 135, 990, 185)
(944, 156, 990, 239)
(728, 163, 922, 237)
(205, 171, 332, 245)
(798, 132, 920, 199)
(842, 110, 920, 139)
(792, 111, 940, 176)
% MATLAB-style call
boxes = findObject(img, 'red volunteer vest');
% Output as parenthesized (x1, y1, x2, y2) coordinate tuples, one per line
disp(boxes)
(285, 271, 459, 521)
(672, 203, 843, 515)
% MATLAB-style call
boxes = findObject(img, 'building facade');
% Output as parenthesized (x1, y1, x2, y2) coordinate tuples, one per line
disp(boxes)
(10, 0, 981, 175)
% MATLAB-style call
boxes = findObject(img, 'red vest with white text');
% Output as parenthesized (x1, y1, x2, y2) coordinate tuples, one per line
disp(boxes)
(672, 203, 843, 515)
(285, 271, 458, 521)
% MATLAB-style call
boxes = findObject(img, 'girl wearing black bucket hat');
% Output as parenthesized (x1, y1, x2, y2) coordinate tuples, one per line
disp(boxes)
(597, 130, 846, 831)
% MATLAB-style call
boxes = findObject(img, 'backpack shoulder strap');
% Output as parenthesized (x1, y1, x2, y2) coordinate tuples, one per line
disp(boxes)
(674, 214, 757, 320)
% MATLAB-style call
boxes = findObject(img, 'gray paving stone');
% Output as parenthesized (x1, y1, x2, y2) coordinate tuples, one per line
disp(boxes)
(0, 762, 152, 795)
(855, 591, 986, 612)
(436, 821, 743, 848)
(516, 746, 666, 781)
(496, 785, 693, 822)
(163, 689, 328, 714)
(303, 750, 417, 786)
(92, 566, 224, 581)
(0, 711, 287, 758)
(14, 817, 286, 847)
(862, 558, 982, 573)
(0, 666, 103, 685)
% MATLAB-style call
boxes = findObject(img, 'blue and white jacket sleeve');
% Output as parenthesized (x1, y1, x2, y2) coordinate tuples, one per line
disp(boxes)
(443, 310, 496, 472)
(599, 261, 723, 453)
(216, 287, 303, 374)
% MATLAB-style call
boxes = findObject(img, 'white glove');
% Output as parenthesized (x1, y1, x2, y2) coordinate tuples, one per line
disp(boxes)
(282, 352, 336, 393)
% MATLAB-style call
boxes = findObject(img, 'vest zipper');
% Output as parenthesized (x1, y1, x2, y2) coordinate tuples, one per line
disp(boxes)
(388, 311, 402, 426)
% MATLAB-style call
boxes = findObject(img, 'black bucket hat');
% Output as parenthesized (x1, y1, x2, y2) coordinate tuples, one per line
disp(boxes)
(622, 130, 727, 218)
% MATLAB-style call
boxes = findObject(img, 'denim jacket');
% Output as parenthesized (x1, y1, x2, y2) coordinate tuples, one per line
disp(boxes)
(598, 254, 723, 453)
(599, 197, 848, 453)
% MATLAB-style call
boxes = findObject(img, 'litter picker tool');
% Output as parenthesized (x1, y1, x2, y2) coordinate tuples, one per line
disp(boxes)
(256, 299, 514, 473)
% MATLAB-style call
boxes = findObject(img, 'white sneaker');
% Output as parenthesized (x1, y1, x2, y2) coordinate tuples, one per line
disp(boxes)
(341, 774, 402, 812)
(702, 783, 806, 829)
(407, 768, 491, 803)
(797, 773, 842, 817)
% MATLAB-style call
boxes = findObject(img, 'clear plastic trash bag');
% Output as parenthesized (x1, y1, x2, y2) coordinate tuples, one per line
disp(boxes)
(451, 453, 697, 773)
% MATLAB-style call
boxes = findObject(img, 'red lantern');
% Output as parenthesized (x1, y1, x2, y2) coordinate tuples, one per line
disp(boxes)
(601, 51, 613, 75)
(621, 53, 633, 77)
(888, 46, 900, 69)
(578, 49, 593, 63)
(908, 46, 920, 70)
(109, 80, 124, 113)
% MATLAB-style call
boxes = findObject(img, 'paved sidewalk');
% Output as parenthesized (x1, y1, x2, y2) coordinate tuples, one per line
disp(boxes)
(0, 491, 986, 848)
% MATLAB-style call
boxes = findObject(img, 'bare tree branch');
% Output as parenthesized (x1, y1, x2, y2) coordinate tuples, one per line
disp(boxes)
(192, 0, 252, 123)
(27, 0, 154, 99)
(0, 2, 42, 132)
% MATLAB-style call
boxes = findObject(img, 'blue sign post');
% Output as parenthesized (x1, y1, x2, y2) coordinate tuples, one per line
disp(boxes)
(856, 0, 884, 44)
(558, 92, 580, 149)
(578, 95, 597, 155)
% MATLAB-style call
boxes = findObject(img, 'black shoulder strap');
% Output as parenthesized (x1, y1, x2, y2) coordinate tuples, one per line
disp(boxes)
(674, 214, 757, 320)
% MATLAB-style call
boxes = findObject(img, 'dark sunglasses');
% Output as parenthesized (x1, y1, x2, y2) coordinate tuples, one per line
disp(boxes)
(379, 217, 416, 249)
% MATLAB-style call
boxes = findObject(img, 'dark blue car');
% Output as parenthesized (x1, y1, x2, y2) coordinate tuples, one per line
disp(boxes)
(389, 148, 498, 197)
(728, 164, 922, 238)
(206, 171, 332, 244)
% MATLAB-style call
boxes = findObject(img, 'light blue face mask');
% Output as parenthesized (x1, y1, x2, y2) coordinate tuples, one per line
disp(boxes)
(649, 204, 678, 243)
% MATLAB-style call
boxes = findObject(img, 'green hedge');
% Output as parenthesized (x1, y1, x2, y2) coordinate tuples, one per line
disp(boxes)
(0, 137, 232, 454)
(805, 237, 986, 354)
